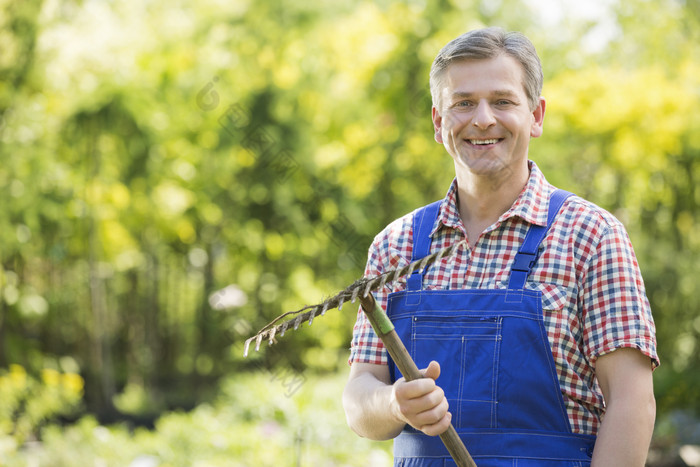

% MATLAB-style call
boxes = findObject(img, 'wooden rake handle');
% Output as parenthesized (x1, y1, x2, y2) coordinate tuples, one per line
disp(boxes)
(358, 293, 477, 467)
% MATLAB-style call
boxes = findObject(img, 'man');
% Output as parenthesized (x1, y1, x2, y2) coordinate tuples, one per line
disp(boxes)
(343, 28, 658, 466)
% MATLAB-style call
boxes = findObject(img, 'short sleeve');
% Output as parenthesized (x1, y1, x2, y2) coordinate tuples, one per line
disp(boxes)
(347, 236, 392, 366)
(348, 215, 415, 366)
(580, 223, 659, 369)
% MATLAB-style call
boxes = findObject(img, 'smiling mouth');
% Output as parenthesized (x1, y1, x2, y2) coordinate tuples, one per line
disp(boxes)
(467, 138, 503, 146)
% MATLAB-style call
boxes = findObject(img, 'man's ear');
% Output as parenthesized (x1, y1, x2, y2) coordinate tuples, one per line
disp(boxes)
(432, 106, 444, 144)
(530, 97, 546, 138)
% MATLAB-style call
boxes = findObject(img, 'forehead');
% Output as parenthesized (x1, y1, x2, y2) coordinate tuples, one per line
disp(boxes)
(440, 55, 527, 99)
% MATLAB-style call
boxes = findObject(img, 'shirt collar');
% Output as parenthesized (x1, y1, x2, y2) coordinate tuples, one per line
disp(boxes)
(432, 160, 555, 238)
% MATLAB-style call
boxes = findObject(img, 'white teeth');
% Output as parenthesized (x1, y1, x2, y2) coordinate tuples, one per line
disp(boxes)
(469, 139, 499, 145)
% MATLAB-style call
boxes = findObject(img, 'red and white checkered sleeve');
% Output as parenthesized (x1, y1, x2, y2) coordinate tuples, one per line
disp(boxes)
(580, 221, 659, 369)
(347, 213, 415, 366)
(348, 236, 390, 366)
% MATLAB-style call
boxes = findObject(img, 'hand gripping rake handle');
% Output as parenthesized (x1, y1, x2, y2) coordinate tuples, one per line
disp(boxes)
(358, 292, 477, 467)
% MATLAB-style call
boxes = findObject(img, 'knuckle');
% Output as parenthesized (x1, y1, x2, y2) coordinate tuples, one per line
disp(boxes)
(426, 407, 442, 423)
(430, 391, 446, 408)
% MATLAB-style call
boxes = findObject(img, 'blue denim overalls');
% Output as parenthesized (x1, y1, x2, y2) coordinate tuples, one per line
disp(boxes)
(387, 190, 596, 466)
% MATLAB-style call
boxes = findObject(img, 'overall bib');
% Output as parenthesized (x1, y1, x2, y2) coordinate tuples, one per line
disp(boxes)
(387, 190, 596, 466)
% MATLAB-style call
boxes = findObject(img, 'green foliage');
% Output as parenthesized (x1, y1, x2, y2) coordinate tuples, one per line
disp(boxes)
(0, 0, 699, 455)
(0, 364, 83, 457)
(3, 372, 393, 467)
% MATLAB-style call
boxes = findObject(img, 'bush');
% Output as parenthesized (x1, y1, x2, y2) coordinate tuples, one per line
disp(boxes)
(0, 364, 84, 460)
(3, 369, 392, 466)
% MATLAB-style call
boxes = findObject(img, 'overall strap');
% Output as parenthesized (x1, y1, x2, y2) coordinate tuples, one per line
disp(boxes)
(406, 200, 441, 291)
(507, 189, 573, 291)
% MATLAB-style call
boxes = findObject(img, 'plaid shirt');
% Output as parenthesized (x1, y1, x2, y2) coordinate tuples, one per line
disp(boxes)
(349, 161, 658, 435)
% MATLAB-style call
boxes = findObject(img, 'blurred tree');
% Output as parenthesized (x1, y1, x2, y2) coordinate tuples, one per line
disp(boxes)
(0, 0, 698, 427)
(0, 0, 44, 368)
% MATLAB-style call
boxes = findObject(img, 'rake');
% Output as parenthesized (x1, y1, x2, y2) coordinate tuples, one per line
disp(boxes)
(243, 240, 477, 467)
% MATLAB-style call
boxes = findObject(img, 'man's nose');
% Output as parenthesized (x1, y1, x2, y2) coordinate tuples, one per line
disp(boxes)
(472, 101, 496, 129)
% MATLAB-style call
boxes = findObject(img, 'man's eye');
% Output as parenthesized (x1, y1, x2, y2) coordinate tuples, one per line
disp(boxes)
(496, 100, 513, 106)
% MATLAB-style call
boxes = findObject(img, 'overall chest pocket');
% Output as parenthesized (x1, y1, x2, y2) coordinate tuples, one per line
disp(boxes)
(411, 315, 502, 429)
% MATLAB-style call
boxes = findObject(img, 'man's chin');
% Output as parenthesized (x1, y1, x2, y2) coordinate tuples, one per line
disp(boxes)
(455, 153, 509, 174)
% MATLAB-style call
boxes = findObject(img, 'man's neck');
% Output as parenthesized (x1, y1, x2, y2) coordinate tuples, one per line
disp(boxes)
(455, 161, 530, 245)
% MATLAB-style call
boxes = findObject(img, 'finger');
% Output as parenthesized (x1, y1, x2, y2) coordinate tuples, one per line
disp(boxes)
(422, 360, 441, 381)
(395, 376, 437, 400)
(398, 388, 448, 428)
(420, 411, 453, 437)
(413, 385, 446, 411)
(412, 394, 449, 426)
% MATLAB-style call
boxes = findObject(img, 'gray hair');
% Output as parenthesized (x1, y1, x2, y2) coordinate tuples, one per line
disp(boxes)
(429, 27, 543, 111)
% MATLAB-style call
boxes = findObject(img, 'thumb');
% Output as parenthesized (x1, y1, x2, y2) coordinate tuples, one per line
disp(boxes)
(422, 360, 441, 381)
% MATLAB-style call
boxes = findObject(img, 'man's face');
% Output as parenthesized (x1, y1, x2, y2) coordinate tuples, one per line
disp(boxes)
(432, 55, 545, 182)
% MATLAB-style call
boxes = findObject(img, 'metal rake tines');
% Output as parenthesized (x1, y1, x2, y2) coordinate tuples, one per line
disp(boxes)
(243, 282, 363, 357)
(243, 239, 466, 357)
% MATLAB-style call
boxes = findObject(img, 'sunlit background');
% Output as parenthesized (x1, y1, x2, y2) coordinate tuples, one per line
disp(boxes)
(1, 0, 699, 465)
